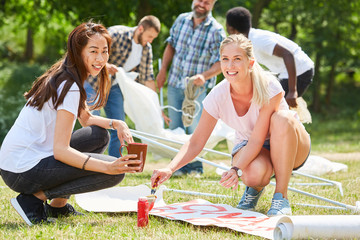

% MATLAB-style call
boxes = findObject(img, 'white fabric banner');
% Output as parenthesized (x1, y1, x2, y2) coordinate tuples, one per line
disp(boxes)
(114, 67, 235, 158)
(150, 198, 280, 239)
(75, 185, 360, 239)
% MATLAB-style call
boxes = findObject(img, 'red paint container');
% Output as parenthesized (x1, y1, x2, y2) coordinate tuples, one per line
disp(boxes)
(137, 197, 149, 227)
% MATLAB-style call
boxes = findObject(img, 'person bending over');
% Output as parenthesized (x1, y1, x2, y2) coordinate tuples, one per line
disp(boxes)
(226, 7, 314, 108)
(151, 34, 311, 216)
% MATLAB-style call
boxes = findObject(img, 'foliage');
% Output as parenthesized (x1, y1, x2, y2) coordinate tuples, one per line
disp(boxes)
(0, 61, 47, 143)
(0, 0, 359, 143)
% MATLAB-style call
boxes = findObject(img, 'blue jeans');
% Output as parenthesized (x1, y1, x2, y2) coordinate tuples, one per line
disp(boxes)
(168, 85, 207, 172)
(84, 81, 101, 116)
(85, 83, 125, 158)
(167, 85, 206, 134)
(0, 126, 125, 199)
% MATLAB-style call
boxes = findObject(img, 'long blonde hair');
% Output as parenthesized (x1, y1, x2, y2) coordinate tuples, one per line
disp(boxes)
(220, 34, 275, 107)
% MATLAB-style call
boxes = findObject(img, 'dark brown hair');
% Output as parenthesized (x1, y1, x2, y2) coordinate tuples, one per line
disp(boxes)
(24, 21, 112, 116)
(138, 15, 161, 33)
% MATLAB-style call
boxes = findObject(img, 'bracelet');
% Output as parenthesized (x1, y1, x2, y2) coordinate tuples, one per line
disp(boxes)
(109, 119, 115, 130)
(82, 155, 91, 170)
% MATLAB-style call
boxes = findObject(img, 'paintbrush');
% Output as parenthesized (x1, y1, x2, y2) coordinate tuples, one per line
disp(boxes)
(146, 177, 160, 211)
(151, 176, 160, 195)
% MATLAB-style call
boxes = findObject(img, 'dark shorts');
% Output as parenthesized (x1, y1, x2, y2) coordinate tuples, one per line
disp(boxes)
(280, 68, 314, 97)
(231, 138, 311, 171)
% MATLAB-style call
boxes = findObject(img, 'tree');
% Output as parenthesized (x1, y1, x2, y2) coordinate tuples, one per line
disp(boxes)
(257, 0, 360, 112)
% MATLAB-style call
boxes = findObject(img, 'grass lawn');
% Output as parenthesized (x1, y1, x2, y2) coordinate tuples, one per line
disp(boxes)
(1, 145, 359, 239)
(1, 79, 359, 238)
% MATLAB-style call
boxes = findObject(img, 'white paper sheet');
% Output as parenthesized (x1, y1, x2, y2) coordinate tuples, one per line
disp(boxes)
(75, 185, 166, 212)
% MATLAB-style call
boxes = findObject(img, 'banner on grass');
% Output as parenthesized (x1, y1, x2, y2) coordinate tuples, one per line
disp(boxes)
(150, 199, 280, 239)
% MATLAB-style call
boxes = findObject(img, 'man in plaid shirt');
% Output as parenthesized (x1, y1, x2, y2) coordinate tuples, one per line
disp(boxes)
(157, 0, 225, 176)
(85, 15, 165, 158)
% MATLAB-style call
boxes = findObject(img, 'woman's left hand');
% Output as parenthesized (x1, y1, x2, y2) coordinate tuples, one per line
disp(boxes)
(114, 120, 134, 145)
(219, 169, 239, 190)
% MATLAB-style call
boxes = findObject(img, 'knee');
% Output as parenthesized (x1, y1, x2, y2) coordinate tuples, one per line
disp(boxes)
(270, 111, 296, 136)
(91, 125, 110, 145)
(242, 163, 271, 187)
(107, 174, 125, 187)
(242, 172, 270, 187)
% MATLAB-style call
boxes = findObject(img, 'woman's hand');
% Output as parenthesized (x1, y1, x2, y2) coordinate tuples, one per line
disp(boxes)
(219, 169, 239, 190)
(106, 154, 141, 174)
(151, 168, 173, 187)
(113, 120, 134, 145)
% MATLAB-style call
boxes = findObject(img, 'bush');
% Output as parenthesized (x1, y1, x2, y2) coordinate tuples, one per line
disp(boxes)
(0, 61, 47, 143)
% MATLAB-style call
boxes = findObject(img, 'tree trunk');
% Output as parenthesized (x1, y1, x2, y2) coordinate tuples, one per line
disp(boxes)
(289, 22, 297, 40)
(24, 27, 33, 61)
(325, 62, 336, 105)
(252, 0, 272, 28)
(312, 51, 322, 112)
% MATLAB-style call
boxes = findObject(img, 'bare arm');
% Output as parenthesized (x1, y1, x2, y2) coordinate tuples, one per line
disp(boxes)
(156, 44, 175, 89)
(78, 108, 133, 145)
(273, 44, 297, 107)
(151, 110, 217, 185)
(53, 110, 140, 174)
(232, 93, 283, 169)
(219, 93, 283, 189)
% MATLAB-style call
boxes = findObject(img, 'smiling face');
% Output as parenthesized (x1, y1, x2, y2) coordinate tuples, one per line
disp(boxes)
(192, 0, 215, 19)
(220, 42, 254, 83)
(81, 34, 109, 77)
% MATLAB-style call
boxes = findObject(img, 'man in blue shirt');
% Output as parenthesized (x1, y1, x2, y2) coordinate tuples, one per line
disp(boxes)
(157, 0, 225, 176)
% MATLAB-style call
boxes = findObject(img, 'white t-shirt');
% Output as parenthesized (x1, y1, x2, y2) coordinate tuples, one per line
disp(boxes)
(203, 79, 289, 145)
(0, 81, 80, 173)
(249, 28, 314, 79)
(122, 39, 143, 72)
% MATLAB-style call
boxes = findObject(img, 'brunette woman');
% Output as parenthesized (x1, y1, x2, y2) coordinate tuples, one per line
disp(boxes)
(0, 21, 140, 225)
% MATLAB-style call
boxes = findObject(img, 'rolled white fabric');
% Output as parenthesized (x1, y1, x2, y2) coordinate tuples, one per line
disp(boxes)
(274, 215, 360, 239)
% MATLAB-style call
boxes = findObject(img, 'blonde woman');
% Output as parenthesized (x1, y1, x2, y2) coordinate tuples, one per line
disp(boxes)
(151, 34, 310, 216)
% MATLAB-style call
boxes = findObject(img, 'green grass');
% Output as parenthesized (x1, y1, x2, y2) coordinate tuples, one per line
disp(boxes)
(1, 152, 359, 239)
(1, 64, 359, 238)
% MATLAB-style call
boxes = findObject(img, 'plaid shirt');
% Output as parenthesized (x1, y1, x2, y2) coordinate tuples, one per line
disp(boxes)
(167, 12, 225, 89)
(88, 26, 154, 89)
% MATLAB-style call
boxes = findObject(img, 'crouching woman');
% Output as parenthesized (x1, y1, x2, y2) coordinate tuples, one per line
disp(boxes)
(0, 21, 140, 225)
(151, 34, 311, 216)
